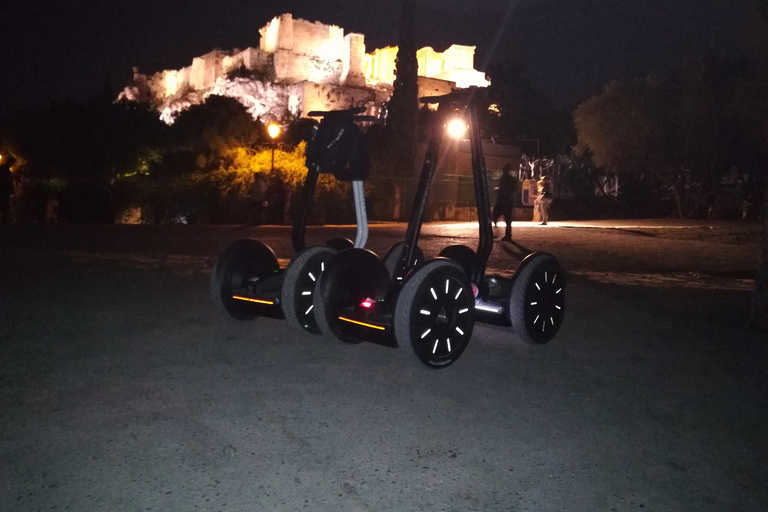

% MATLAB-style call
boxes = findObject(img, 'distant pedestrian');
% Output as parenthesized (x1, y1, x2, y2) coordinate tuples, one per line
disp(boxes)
(248, 172, 268, 225)
(492, 163, 516, 241)
(535, 175, 553, 225)
(0, 155, 16, 224)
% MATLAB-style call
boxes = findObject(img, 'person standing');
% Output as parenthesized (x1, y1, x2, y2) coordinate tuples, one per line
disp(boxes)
(0, 155, 16, 224)
(248, 172, 268, 226)
(536, 175, 553, 225)
(492, 163, 517, 241)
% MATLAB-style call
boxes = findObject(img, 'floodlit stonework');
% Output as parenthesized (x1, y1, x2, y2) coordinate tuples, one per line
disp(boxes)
(119, 13, 489, 124)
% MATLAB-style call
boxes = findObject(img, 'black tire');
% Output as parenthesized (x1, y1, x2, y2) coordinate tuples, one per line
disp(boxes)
(438, 245, 479, 278)
(314, 248, 391, 344)
(508, 253, 565, 344)
(210, 239, 279, 320)
(383, 241, 424, 279)
(281, 245, 336, 334)
(325, 237, 354, 251)
(394, 258, 475, 369)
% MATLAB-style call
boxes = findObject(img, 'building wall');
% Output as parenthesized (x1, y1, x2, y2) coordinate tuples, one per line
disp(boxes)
(342, 33, 367, 87)
(258, 13, 364, 87)
(364, 44, 489, 89)
(364, 47, 399, 85)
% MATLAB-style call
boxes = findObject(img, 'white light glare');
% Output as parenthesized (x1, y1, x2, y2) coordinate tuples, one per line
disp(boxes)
(446, 119, 467, 139)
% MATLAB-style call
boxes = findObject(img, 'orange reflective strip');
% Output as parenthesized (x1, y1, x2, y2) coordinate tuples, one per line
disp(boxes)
(338, 316, 386, 331)
(232, 295, 274, 305)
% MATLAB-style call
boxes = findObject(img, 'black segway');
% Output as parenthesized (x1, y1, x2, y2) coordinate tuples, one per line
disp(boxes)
(313, 88, 566, 369)
(210, 107, 374, 334)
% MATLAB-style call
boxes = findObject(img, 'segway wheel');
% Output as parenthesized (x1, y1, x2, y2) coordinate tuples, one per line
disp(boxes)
(394, 258, 475, 369)
(281, 245, 336, 334)
(210, 239, 280, 320)
(383, 241, 424, 280)
(508, 253, 565, 344)
(314, 248, 392, 344)
(438, 245, 479, 278)
(325, 237, 354, 251)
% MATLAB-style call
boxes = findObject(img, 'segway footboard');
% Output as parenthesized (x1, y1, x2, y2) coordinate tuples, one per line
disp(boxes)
(313, 248, 394, 345)
(210, 239, 285, 321)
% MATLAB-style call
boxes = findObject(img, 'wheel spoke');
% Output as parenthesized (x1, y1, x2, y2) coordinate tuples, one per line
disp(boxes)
(421, 328, 432, 339)
(430, 287, 438, 300)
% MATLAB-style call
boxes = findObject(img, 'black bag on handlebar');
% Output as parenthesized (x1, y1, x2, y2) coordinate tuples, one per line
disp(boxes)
(306, 116, 370, 181)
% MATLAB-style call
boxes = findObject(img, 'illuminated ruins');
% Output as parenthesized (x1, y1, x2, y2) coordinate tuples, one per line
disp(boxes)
(120, 13, 490, 124)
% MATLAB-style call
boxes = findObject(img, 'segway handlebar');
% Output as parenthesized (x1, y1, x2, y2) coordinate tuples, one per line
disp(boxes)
(419, 87, 484, 106)
(308, 106, 376, 122)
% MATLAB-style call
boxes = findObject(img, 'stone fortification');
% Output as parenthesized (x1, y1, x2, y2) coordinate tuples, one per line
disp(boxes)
(119, 13, 486, 123)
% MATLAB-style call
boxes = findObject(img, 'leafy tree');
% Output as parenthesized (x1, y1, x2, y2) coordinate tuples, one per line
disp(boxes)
(371, 0, 420, 220)
(0, 98, 165, 222)
(384, 0, 419, 178)
(574, 63, 760, 218)
(165, 95, 262, 175)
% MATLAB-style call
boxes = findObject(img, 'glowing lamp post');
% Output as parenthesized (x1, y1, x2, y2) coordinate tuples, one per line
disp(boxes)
(268, 123, 280, 172)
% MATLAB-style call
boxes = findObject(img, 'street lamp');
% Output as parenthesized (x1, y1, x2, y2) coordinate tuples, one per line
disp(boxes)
(268, 123, 280, 172)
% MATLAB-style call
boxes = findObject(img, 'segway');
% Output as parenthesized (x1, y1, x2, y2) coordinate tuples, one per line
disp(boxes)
(210, 107, 375, 334)
(313, 88, 566, 369)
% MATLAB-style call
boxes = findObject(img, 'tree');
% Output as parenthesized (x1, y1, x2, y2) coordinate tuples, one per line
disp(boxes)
(482, 60, 571, 156)
(0, 98, 165, 222)
(372, 0, 420, 220)
(384, 0, 419, 177)
(166, 95, 262, 175)
(574, 63, 760, 218)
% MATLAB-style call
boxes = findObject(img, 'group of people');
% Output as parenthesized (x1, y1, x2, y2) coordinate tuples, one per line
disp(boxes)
(248, 172, 291, 226)
(492, 163, 553, 241)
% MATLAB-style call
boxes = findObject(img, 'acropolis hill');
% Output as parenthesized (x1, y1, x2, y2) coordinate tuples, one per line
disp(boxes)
(119, 13, 490, 124)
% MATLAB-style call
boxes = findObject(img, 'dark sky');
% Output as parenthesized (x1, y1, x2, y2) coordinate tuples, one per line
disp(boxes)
(1, 0, 751, 114)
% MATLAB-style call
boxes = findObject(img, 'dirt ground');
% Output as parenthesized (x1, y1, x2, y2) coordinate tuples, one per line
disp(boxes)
(0, 219, 766, 511)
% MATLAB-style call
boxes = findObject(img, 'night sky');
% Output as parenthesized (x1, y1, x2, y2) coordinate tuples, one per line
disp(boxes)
(1, 0, 751, 114)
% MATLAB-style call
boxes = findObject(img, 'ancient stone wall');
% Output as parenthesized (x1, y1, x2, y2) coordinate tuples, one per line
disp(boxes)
(342, 33, 367, 87)
(121, 13, 489, 124)
(299, 82, 378, 117)
(258, 13, 364, 87)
